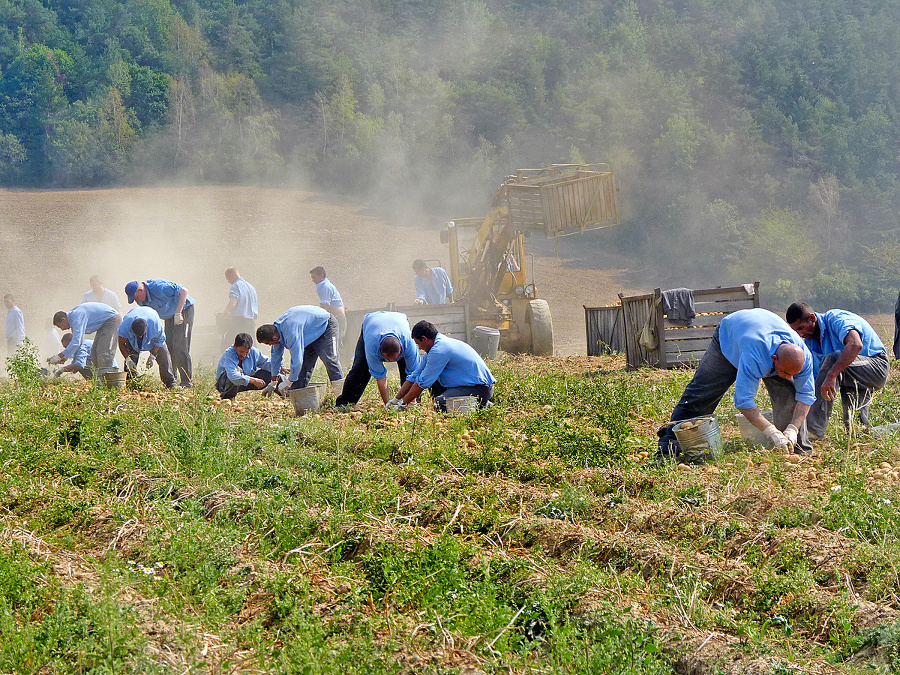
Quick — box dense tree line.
[1,0,899,308]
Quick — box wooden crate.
[584,304,625,355]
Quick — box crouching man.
[657,308,816,458]
[786,302,889,438]
[53,333,93,379]
[216,332,280,399]
[117,307,177,388]
[391,320,495,410]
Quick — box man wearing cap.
[125,279,194,387]
[49,302,122,372]
[392,320,495,410]
[310,266,346,342]
[256,305,344,393]
[82,275,121,311]
[657,308,816,459]
[335,311,421,407]
[53,333,93,379]
[786,302,889,438]
[117,306,177,389]
[217,267,258,351]
[215,332,281,399]
[412,259,453,305]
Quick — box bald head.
[773,343,805,379]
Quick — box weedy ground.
[2,346,900,674]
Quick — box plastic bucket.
[289,383,327,416]
[673,415,723,463]
[736,411,774,447]
[442,395,479,414]
[470,325,500,359]
[102,371,127,390]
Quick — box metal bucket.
[289,383,327,416]
[102,371,127,390]
[673,415,723,463]
[441,395,479,414]
[736,411,774,447]
[470,325,500,359]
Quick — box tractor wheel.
[526,299,554,356]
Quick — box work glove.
[125,355,139,373]
[385,397,401,409]
[763,424,790,449]
[260,380,277,395]
[53,367,65,377]
[48,354,64,365]
[173,312,184,325]
[784,424,799,446]
[146,354,156,369]
[414,298,425,305]
[276,378,292,394]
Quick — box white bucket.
[289,383,327,415]
[736,411,774,446]
[442,396,479,414]
[673,415,723,463]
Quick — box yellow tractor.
[441,163,619,355]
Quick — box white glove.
[146,354,156,369]
[784,424,799,446]
[173,312,184,325]
[53,367,65,377]
[277,378,292,393]
[260,380,276,395]
[385,398,401,408]
[126,355,139,373]
[414,298,425,305]
[48,354,63,365]
[764,424,790,449]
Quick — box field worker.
[412,259,453,305]
[50,302,122,373]
[391,320,495,410]
[657,308,815,460]
[117,306,176,389]
[310,266,347,341]
[82,275,121,311]
[125,279,194,388]
[215,332,283,399]
[4,294,25,354]
[218,267,258,351]
[786,302,889,438]
[54,333,93,379]
[256,305,344,394]
[335,311,422,407]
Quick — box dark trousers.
[657,330,812,455]
[217,314,256,353]
[894,291,900,360]
[164,304,194,386]
[290,315,343,390]
[124,345,176,388]
[216,368,273,399]
[431,382,494,409]
[335,329,410,406]
[807,351,889,435]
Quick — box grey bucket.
[673,415,723,463]
[736,411,774,447]
[470,325,500,359]
[289,383,327,416]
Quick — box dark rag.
[662,288,696,326]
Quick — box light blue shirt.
[804,310,886,376]
[718,308,815,409]
[409,333,495,389]
[229,278,258,319]
[62,302,118,359]
[362,311,421,379]
[5,306,24,341]
[82,288,121,310]
[136,279,194,320]
[414,267,453,304]
[118,307,166,352]
[316,279,344,308]
[217,346,272,386]
[268,306,332,382]
[71,339,93,369]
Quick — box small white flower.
[831,485,841,492]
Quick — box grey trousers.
[92,315,122,371]
[657,329,813,456]
[807,351,889,436]
[291,315,344,389]
[164,304,194,386]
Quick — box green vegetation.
[1,354,900,672]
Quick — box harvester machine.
[441,163,619,355]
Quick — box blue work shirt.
[217,346,272,386]
[136,279,194,320]
[804,310,886,376]
[316,279,344,308]
[409,333,496,389]
[414,267,453,304]
[118,307,166,353]
[5,306,24,340]
[229,278,258,319]
[718,308,815,409]
[362,311,421,379]
[269,306,331,382]
[71,339,93,369]
[62,303,118,359]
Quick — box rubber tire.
[526,299,554,356]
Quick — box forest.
[1,0,899,309]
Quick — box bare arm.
[375,376,391,403]
[176,287,188,314]
[821,330,863,401]
[117,336,131,360]
[398,381,424,405]
[738,407,774,432]
[223,297,238,315]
